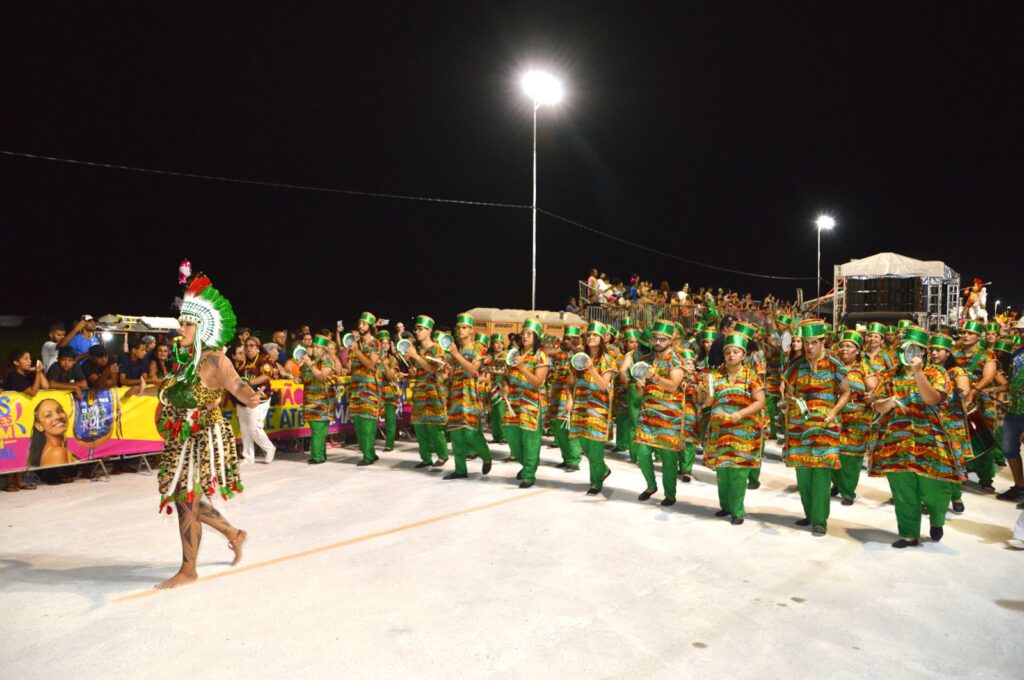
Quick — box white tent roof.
[465,308,586,325]
[838,252,950,279]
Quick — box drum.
[570,352,590,371]
[341,332,355,348]
[504,347,520,366]
[630,361,651,380]
[966,406,997,455]
[395,339,412,355]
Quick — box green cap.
[619,317,634,330]
[992,340,1014,354]
[359,311,377,326]
[522,319,543,335]
[723,333,749,353]
[776,314,793,327]
[586,321,609,337]
[799,319,828,339]
[564,325,582,337]
[490,333,506,343]
[313,335,330,348]
[928,333,954,351]
[431,330,441,341]
[679,348,696,361]
[984,322,1000,333]
[694,321,706,333]
[1012,335,1022,346]
[838,330,863,348]
[961,319,984,335]
[651,320,676,338]
[607,327,619,339]
[733,320,759,339]
[639,328,653,348]
[376,330,391,341]
[699,329,717,343]
[475,333,489,345]
[415,315,435,331]
[623,329,640,342]
[901,325,930,348]
[887,325,899,334]
[896,319,913,330]
[866,322,887,336]
[455,313,474,327]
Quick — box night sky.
[2,2,1020,332]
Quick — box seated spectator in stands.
[41,323,66,370]
[236,327,252,346]
[272,329,288,354]
[82,345,119,389]
[263,342,287,377]
[60,314,100,363]
[148,342,171,381]
[565,297,580,314]
[46,348,88,397]
[118,338,151,387]
[3,350,46,493]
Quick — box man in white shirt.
[40,323,66,370]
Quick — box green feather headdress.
[178,274,237,371]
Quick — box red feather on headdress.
[185,274,211,297]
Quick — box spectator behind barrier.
[82,345,118,389]
[46,347,88,397]
[41,323,67,371]
[61,314,101,363]
[118,338,150,387]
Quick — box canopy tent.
[837,252,953,280]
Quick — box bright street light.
[815,214,835,311]
[995,299,1002,316]
[522,69,564,310]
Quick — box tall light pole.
[995,299,1002,316]
[815,215,835,312]
[522,70,563,311]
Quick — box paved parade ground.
[2,438,1022,679]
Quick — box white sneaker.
[264,449,276,464]
[241,455,256,465]
[1007,538,1024,550]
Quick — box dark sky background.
[2,2,1021,332]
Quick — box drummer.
[569,321,617,494]
[549,326,583,472]
[782,319,851,537]
[613,329,640,456]
[953,319,999,492]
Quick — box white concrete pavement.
[2,436,1022,679]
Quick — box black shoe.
[747,480,761,490]
[841,497,854,506]
[981,482,996,492]
[892,538,920,549]
[482,459,492,475]
[795,518,811,526]
[731,517,745,526]
[432,458,447,467]
[555,462,567,469]
[997,460,1007,467]
[519,480,535,489]
[660,497,676,507]
[586,487,600,495]
[516,470,523,480]
[714,509,730,517]
[929,526,944,542]
[812,525,827,536]
[414,461,431,469]
[830,485,840,497]
[443,472,468,480]
[996,486,1024,501]
[372,454,380,462]
[638,489,656,501]
[951,500,965,514]
[565,465,580,472]
[382,447,393,453]
[603,468,611,482]
[680,473,692,483]
[356,459,372,466]
[309,458,325,465]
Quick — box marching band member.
[549,326,583,471]
[302,335,336,466]
[376,330,402,452]
[474,332,491,437]
[345,311,381,466]
[505,319,551,488]
[864,322,896,375]
[953,319,999,491]
[703,333,766,524]
[613,329,640,457]
[633,320,686,506]
[570,321,617,494]
[483,333,508,446]
[406,315,449,468]
[678,347,700,483]
[443,314,492,480]
[831,330,877,505]
[930,333,972,514]
[782,319,851,536]
[871,326,965,547]
[733,321,766,490]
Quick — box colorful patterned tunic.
[704,366,765,468]
[301,360,333,422]
[411,344,447,426]
[378,354,401,408]
[547,349,574,423]
[783,354,848,469]
[447,342,484,430]
[681,372,701,444]
[504,349,550,431]
[869,366,964,482]
[347,337,380,420]
[839,359,873,456]
[633,350,684,450]
[953,345,997,428]
[941,366,973,464]
[570,352,617,441]
[865,348,896,379]
[764,342,784,396]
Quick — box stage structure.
[831,252,961,330]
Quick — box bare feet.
[229,529,247,566]
[154,570,198,589]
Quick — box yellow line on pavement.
[113,488,552,604]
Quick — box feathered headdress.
[178,274,237,371]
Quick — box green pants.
[552,419,582,466]
[614,413,633,451]
[451,427,492,475]
[636,444,678,499]
[308,420,329,462]
[887,471,955,539]
[795,467,832,528]
[679,442,696,474]
[579,438,607,489]
[748,467,761,485]
[832,454,863,501]
[992,425,1006,465]
[382,403,397,449]
[766,394,780,438]
[353,415,377,462]
[414,424,448,463]
[965,450,996,485]
[507,420,542,482]
[490,402,506,443]
[716,466,750,518]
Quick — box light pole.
[815,215,835,312]
[995,299,1001,316]
[521,70,563,311]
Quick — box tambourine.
[504,347,521,366]
[899,342,925,367]
[437,333,454,351]
[570,352,590,371]
[630,361,652,380]
[396,339,412,355]
[341,332,355,349]
[292,346,308,361]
